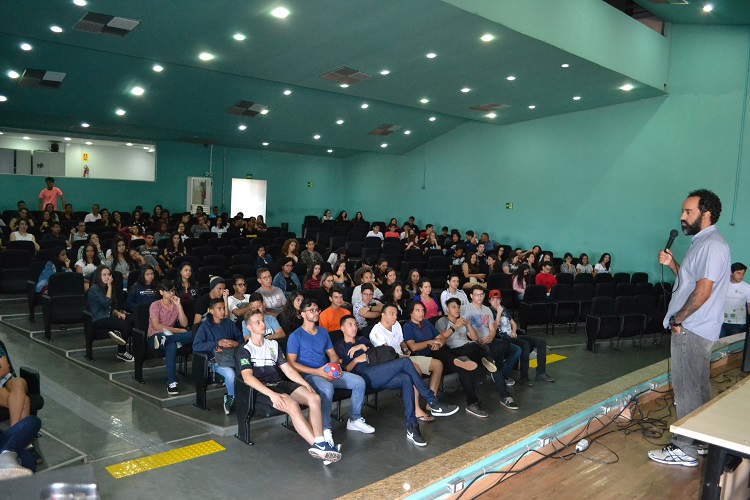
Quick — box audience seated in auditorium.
[239,293,285,343]
[414,278,443,320]
[9,220,39,252]
[559,253,576,275]
[273,257,302,298]
[512,264,532,301]
[256,267,287,317]
[84,204,102,223]
[535,262,558,293]
[254,245,274,269]
[384,283,409,322]
[87,265,134,362]
[462,253,487,290]
[190,215,210,238]
[300,240,324,269]
[593,253,612,276]
[193,276,229,325]
[353,283,384,331]
[149,279,191,395]
[331,260,354,292]
[577,253,593,274]
[351,269,383,305]
[440,274,469,311]
[129,248,161,276]
[41,222,71,249]
[278,291,304,335]
[75,243,101,290]
[318,288,349,333]
[126,266,157,312]
[281,239,299,263]
[35,247,73,293]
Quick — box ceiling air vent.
[68,125,121,134]
[368,124,402,136]
[470,103,510,112]
[73,12,140,37]
[227,100,268,117]
[320,67,373,85]
[18,69,66,89]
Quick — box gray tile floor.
[0,296,671,499]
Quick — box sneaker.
[481,357,498,373]
[167,382,179,395]
[346,417,375,434]
[520,377,534,387]
[696,441,709,456]
[499,397,519,410]
[505,376,515,386]
[529,349,538,360]
[109,330,126,346]
[322,444,341,466]
[428,400,459,417]
[536,373,555,383]
[152,333,166,350]
[647,444,698,467]
[0,451,33,480]
[309,442,342,463]
[407,424,427,447]
[323,429,335,448]
[223,395,234,415]
[454,356,478,371]
[465,402,489,418]
[116,352,134,362]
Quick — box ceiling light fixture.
[81,122,90,127]
[0,95,6,102]
[20,43,32,51]
[620,84,634,91]
[22,136,30,140]
[340,84,349,88]
[199,52,214,61]
[561,64,570,68]
[486,113,496,119]
[283,89,292,95]
[528,105,536,109]
[260,109,269,115]
[233,33,246,41]
[85,141,92,145]
[381,143,388,148]
[404,130,411,135]
[126,143,133,146]
[429,116,436,121]
[426,53,437,59]
[271,7,290,18]
[50,25,63,33]
[380,70,390,76]
[336,119,344,125]
[7,70,20,79]
[313,134,321,140]
[148,149,155,153]
[361,103,369,109]
[480,34,494,42]
[143,146,149,150]
[131,86,144,96]
[238,125,247,131]
[420,98,429,104]
[152,64,163,72]
[327,149,333,153]
[73,0,87,6]
[115,109,126,116]
[573,96,581,101]
[461,88,470,93]
[262,142,269,146]
[506,76,516,81]
[703,4,713,12]
[64,137,71,141]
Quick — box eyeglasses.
[472,292,485,297]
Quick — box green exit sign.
[245,174,253,179]
[506,202,513,210]
[307,181,314,188]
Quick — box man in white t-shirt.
[256,267,286,316]
[83,204,102,223]
[366,224,384,241]
[721,262,750,338]
[351,269,383,305]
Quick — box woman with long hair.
[211,216,228,238]
[385,282,409,321]
[87,265,134,362]
[9,219,39,252]
[107,237,135,287]
[35,246,72,293]
[125,265,158,312]
[281,239,299,263]
[76,243,102,290]
[405,268,421,298]
[576,253,593,274]
[175,262,199,300]
[164,233,186,269]
[512,264,533,301]
[414,278,443,320]
[331,260,354,290]
[559,253,576,275]
[278,290,304,335]
[321,209,333,222]
[462,252,487,290]
[303,263,323,290]
[593,253,612,276]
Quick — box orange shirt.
[319,306,349,332]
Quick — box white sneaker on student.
[346,417,375,434]
[647,444,698,467]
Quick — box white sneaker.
[323,429,334,448]
[0,451,33,480]
[346,417,375,434]
[109,330,126,346]
[647,444,698,467]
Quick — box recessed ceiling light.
[260,109,269,115]
[50,25,63,33]
[20,43,32,51]
[461,88,470,93]
[152,64,163,72]
[81,122,90,128]
[271,7,290,18]
[131,86,144,96]
[361,103,369,109]
[336,119,344,125]
[327,149,333,153]
[573,96,581,101]
[404,130,411,135]
[620,84,634,91]
[0,131,3,134]
[506,76,516,81]
[561,64,570,68]
[528,105,536,109]
[340,84,349,88]
[429,116,436,121]
[199,52,214,61]
[420,98,429,104]
[486,113,496,119]
[238,125,247,131]
[126,143,133,146]
[73,0,87,6]
[115,109,126,116]
[233,33,246,41]
[313,134,321,140]
[143,146,149,150]
[283,89,292,95]
[262,142,269,146]
[703,4,713,12]
[7,70,20,79]
[480,34,494,42]
[64,137,71,141]
[148,149,155,153]
[380,69,390,76]
[426,53,437,59]
[381,143,388,148]
[0,95,6,102]
[22,136,30,140]
[85,141,92,145]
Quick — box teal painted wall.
[343,24,750,278]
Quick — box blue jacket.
[35,261,72,293]
[272,272,302,298]
[87,286,113,323]
[193,318,243,356]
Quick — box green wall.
[343,24,750,278]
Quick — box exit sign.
[506,202,513,210]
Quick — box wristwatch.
[668,315,681,327]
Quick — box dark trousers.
[509,335,547,379]
[427,348,479,405]
[488,339,515,398]
[94,315,133,353]
[0,415,41,471]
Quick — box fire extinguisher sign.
[82,153,89,162]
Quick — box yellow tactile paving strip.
[106,440,225,479]
[529,353,566,369]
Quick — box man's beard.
[681,218,702,236]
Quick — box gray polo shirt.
[663,225,730,341]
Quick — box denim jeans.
[509,335,547,378]
[213,364,236,397]
[303,371,366,430]
[357,358,436,427]
[671,328,714,458]
[719,322,747,338]
[487,339,521,398]
[156,332,194,384]
[0,415,41,471]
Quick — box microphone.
[665,229,678,251]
